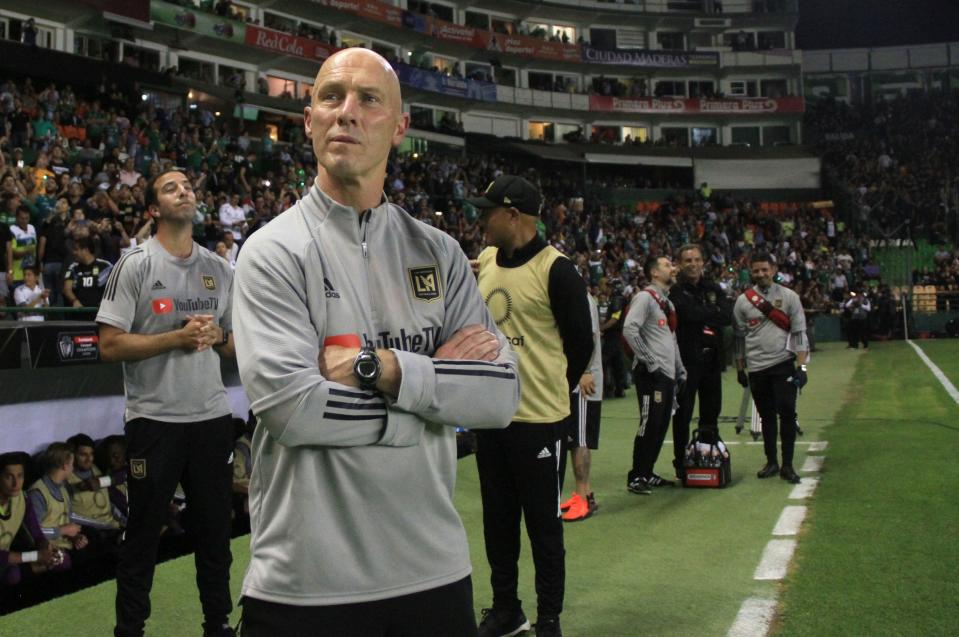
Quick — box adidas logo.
[537,446,552,459]
[324,277,340,299]
[151,280,166,290]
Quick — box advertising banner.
[589,95,805,115]
[395,63,497,102]
[312,0,404,28]
[312,0,580,63]
[151,1,246,43]
[581,45,719,68]
[245,25,336,62]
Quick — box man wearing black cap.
[470,175,593,637]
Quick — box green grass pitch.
[4,341,957,636]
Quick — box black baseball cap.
[466,175,542,217]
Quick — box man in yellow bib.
[1,452,58,596]
[471,176,593,637]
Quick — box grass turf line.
[775,340,959,637]
[4,344,858,636]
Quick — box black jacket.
[669,276,732,371]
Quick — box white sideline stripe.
[754,539,797,580]
[728,597,777,637]
[772,506,807,536]
[807,441,828,452]
[907,340,959,405]
[801,455,824,473]
[789,477,819,500]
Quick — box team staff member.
[843,289,871,349]
[233,49,520,637]
[600,279,628,398]
[97,170,236,637]
[560,286,603,522]
[733,252,809,484]
[63,236,113,309]
[669,244,732,479]
[623,256,686,494]
[471,175,593,637]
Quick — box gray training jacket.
[233,182,520,606]
[732,282,808,372]
[623,284,686,382]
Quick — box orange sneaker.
[560,493,578,512]
[562,494,592,522]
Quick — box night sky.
[796,0,959,50]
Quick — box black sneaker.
[627,476,652,495]
[647,473,675,487]
[586,492,598,513]
[757,462,780,479]
[202,624,235,637]
[780,465,801,484]
[478,607,531,637]
[534,616,563,637]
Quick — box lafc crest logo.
[130,459,147,480]
[408,265,442,302]
[202,275,216,291]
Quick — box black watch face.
[356,359,378,379]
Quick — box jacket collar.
[304,179,390,223]
[496,234,548,268]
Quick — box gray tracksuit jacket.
[623,283,686,382]
[733,282,808,372]
[233,183,519,606]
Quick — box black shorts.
[565,391,601,449]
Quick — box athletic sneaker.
[757,462,780,479]
[478,607,531,637]
[202,623,235,637]
[561,494,591,522]
[586,492,598,513]
[647,473,675,487]
[559,493,577,512]
[627,476,652,495]
[780,465,801,484]
[534,616,563,637]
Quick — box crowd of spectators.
[0,74,319,314]
[4,75,953,324]
[806,90,959,246]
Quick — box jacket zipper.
[360,211,369,259]
[358,209,378,333]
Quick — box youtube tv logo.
[152,298,174,314]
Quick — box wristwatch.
[353,347,382,390]
[214,328,230,348]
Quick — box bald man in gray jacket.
[233,48,520,637]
